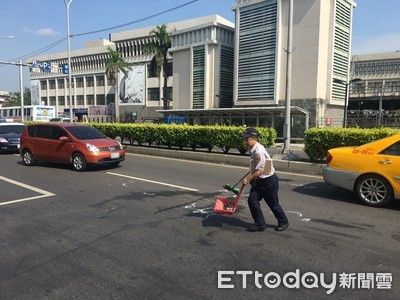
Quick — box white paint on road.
[285,210,312,222]
[106,172,199,192]
[0,176,55,206]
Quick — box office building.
[27,15,235,123]
[27,0,358,136]
[348,52,400,126]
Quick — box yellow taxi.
[323,134,400,207]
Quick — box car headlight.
[0,137,8,143]
[86,143,100,152]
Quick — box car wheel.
[72,153,87,172]
[22,150,36,166]
[355,174,393,207]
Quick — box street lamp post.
[333,78,361,127]
[19,60,24,121]
[283,0,294,153]
[64,0,74,123]
[378,81,385,127]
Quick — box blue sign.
[42,61,51,73]
[62,64,69,74]
[32,60,41,68]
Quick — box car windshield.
[65,126,105,140]
[0,124,26,134]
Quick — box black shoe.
[248,224,267,232]
[275,223,289,232]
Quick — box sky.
[1,0,400,92]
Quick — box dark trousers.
[247,174,288,226]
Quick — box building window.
[106,94,114,105]
[219,46,234,108]
[166,87,173,101]
[58,96,65,106]
[97,94,105,105]
[148,88,160,101]
[87,95,94,105]
[41,81,47,90]
[57,79,65,89]
[66,96,75,106]
[76,77,84,88]
[238,1,277,101]
[86,76,94,87]
[76,95,84,105]
[147,60,157,78]
[193,46,205,108]
[41,97,47,105]
[166,61,173,77]
[49,80,56,90]
[96,75,105,86]
[49,96,56,106]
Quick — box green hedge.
[304,127,400,161]
[90,123,277,154]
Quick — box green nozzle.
[224,183,239,195]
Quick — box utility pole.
[283,0,293,153]
[19,60,24,121]
[64,0,74,123]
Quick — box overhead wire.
[11,38,67,62]
[10,0,199,62]
[72,0,199,37]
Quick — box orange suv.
[19,123,125,171]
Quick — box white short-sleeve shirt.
[249,142,275,178]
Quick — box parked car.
[19,123,125,171]
[323,134,400,207]
[49,117,71,123]
[0,122,26,153]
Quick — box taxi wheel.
[72,153,87,172]
[22,149,36,166]
[355,174,393,207]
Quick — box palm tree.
[143,24,172,111]
[105,46,131,122]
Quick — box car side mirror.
[59,136,69,142]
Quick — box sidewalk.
[125,143,324,176]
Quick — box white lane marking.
[106,172,199,192]
[0,176,55,206]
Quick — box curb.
[125,146,324,176]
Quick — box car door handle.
[379,159,392,165]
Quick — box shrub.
[304,127,400,161]
[89,123,277,155]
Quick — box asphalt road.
[0,152,399,299]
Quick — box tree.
[143,24,172,111]
[105,46,131,122]
[4,88,30,107]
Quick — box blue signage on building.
[42,61,51,73]
[62,64,69,74]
